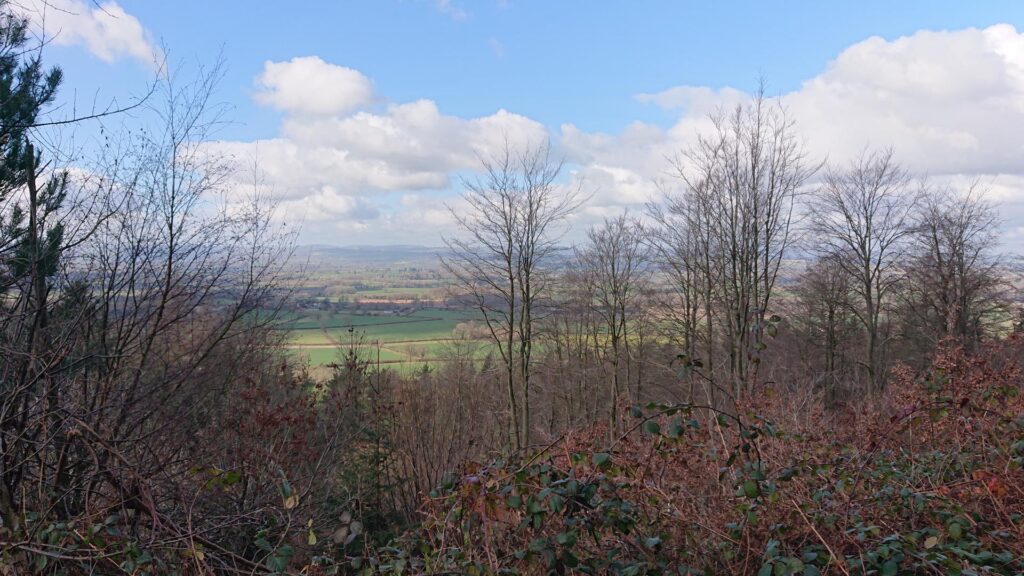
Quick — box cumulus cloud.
[211,60,546,241]
[628,24,1024,177]
[220,25,1024,245]
[786,24,1024,176]
[211,101,546,199]
[560,24,1024,247]
[18,0,155,65]
[254,57,375,116]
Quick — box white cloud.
[560,24,1024,248]
[634,85,748,113]
[281,188,380,223]
[219,25,1024,245]
[19,0,155,65]
[210,60,547,243]
[435,0,468,21]
[629,24,1024,178]
[211,100,546,202]
[788,24,1024,175]
[254,57,375,116]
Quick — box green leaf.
[743,480,761,499]
[592,453,611,468]
[643,420,661,435]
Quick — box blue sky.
[25,1,1024,245]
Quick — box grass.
[293,346,407,366]
[354,287,437,296]
[282,308,486,369]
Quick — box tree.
[0,39,317,568]
[442,142,582,450]
[575,213,649,437]
[900,184,1007,354]
[0,1,65,534]
[791,256,859,399]
[809,149,915,391]
[656,87,814,397]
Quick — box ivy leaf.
[643,421,661,435]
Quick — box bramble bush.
[328,337,1024,575]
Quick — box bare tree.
[649,188,708,370]
[0,51,336,572]
[575,213,649,437]
[900,184,1008,354]
[809,149,915,391]
[655,87,814,397]
[441,142,582,450]
[791,256,859,399]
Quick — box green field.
[280,308,491,371]
[295,346,408,366]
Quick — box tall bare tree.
[900,184,1007,353]
[809,149,915,390]
[791,256,859,398]
[575,213,650,437]
[656,88,814,396]
[442,142,582,450]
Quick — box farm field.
[280,307,493,374]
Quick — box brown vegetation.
[0,4,1021,573]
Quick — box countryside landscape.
[4,2,1024,575]
[276,246,483,375]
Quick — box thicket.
[348,338,1024,575]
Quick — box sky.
[19,0,1024,248]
